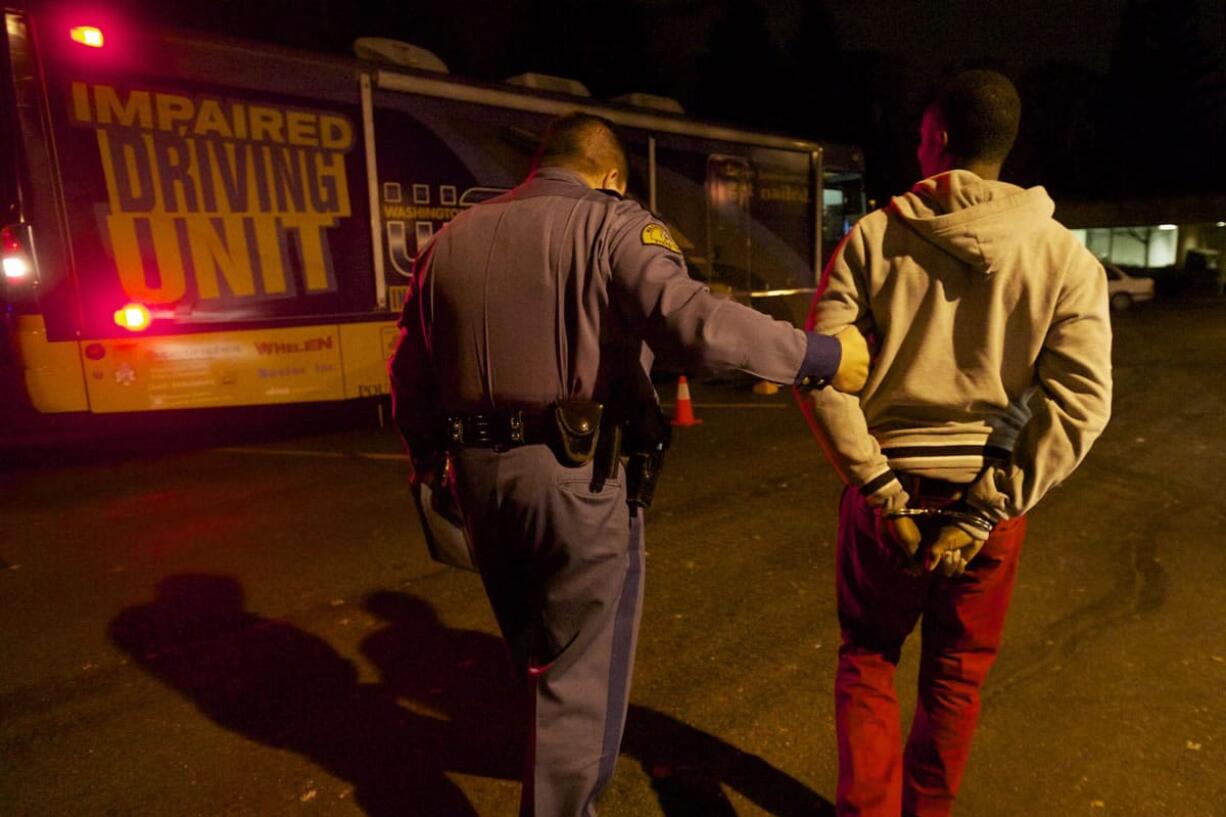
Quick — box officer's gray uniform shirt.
[389,167,833,817]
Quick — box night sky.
[109,0,1226,201]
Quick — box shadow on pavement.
[623,705,835,817]
[110,578,830,816]
[358,590,523,780]
[108,575,499,816]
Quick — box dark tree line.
[693,0,1225,202]
[1095,0,1226,197]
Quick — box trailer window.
[748,149,817,291]
[706,155,753,294]
[649,144,710,283]
[821,170,866,267]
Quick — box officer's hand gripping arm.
[832,325,870,393]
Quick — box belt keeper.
[509,412,524,443]
[447,417,464,445]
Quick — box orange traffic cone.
[671,375,703,427]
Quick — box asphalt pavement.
[1,301,1223,816]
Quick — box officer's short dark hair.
[536,113,628,181]
[930,69,1021,163]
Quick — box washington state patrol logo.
[641,223,681,253]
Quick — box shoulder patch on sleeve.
[641,223,681,253]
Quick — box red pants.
[834,486,1027,817]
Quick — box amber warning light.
[114,303,152,332]
[69,25,105,48]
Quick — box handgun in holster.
[623,402,671,509]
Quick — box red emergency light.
[1,225,34,282]
[114,302,152,332]
[69,25,105,48]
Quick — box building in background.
[1057,197,1226,294]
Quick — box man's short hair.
[931,70,1021,163]
[536,113,628,181]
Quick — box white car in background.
[1104,264,1155,310]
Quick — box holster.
[624,405,671,509]
[625,449,664,509]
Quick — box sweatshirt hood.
[890,170,1055,275]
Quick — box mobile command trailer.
[0,7,866,426]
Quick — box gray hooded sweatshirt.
[804,170,1112,524]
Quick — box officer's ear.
[601,168,626,196]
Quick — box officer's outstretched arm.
[607,204,843,389]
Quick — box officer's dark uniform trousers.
[452,447,642,817]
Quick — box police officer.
[389,112,869,817]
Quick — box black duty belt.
[445,410,551,449]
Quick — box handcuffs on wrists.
[883,507,996,536]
